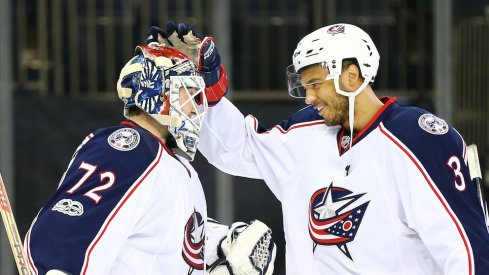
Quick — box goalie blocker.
[205,219,276,275]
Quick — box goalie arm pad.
[206,220,276,275]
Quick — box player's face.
[179,87,198,118]
[301,64,348,127]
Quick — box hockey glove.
[206,220,276,275]
[206,218,232,265]
[146,25,171,47]
[146,22,228,106]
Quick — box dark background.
[4,0,489,274]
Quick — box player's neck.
[128,113,171,143]
[345,88,384,133]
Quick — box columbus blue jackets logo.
[418,114,449,135]
[309,182,369,260]
[108,128,140,151]
[327,24,345,36]
[182,211,205,274]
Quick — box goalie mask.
[117,44,208,160]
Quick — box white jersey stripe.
[24,228,39,275]
[249,115,324,135]
[81,145,164,274]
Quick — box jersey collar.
[337,97,397,156]
[120,120,192,176]
[120,121,176,159]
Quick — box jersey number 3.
[66,161,116,204]
[446,156,466,191]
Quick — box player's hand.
[146,22,204,69]
[206,220,276,275]
[146,25,171,46]
[146,22,228,106]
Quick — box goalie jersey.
[199,97,489,275]
[25,121,207,275]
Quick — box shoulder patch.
[107,128,140,151]
[418,114,449,135]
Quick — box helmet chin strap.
[150,114,183,128]
[333,77,370,176]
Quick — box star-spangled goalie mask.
[117,43,208,160]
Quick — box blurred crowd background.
[0,0,488,274]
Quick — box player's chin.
[323,116,341,127]
[323,118,335,126]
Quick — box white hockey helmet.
[117,43,208,160]
[286,23,380,98]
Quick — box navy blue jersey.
[25,122,207,275]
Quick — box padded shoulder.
[382,106,465,159]
[79,125,162,171]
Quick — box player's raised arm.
[146,22,327,200]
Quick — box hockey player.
[148,22,489,274]
[24,44,275,275]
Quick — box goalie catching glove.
[205,219,276,275]
[146,22,228,106]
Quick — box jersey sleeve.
[199,97,324,200]
[25,126,167,275]
[381,109,489,275]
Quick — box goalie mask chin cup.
[117,44,208,160]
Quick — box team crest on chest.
[182,210,205,274]
[418,114,449,135]
[309,182,370,260]
[107,128,140,151]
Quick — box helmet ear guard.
[117,44,208,160]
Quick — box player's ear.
[340,63,360,92]
[346,63,360,86]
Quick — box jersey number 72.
[66,161,116,204]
